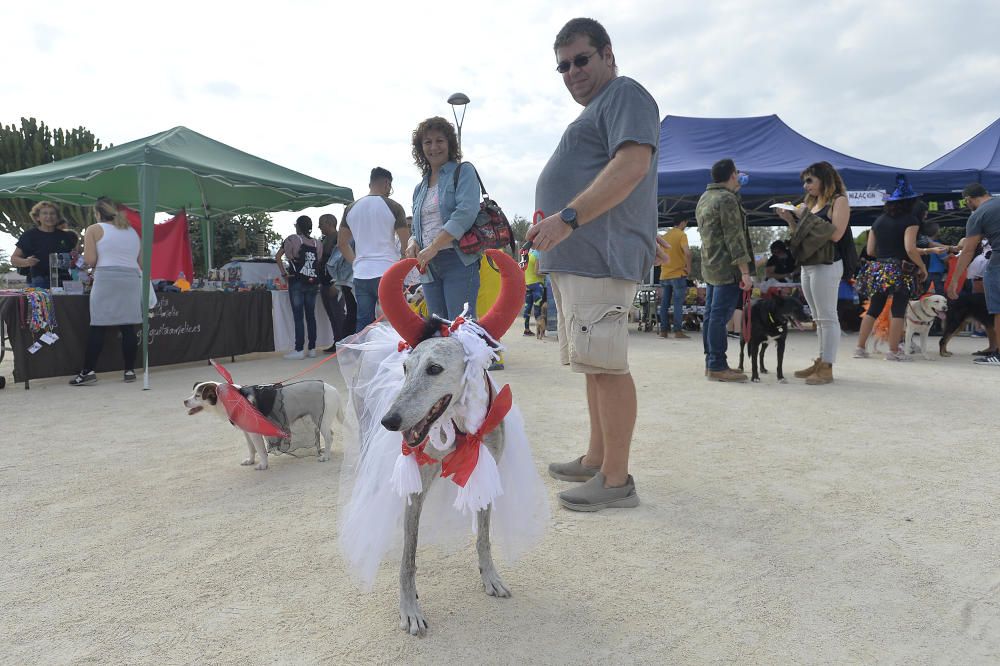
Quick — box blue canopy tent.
[657,115,976,226]
[923,116,1000,191]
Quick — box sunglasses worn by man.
[556,50,600,73]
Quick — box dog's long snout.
[382,412,402,431]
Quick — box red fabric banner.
[122,206,195,281]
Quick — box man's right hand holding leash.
[525,213,573,252]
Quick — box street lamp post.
[447,92,470,149]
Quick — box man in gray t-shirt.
[527,17,663,512]
[949,183,1000,365]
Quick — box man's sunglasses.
[556,50,600,74]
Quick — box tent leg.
[202,216,213,274]
[139,165,159,390]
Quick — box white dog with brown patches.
[184,380,342,469]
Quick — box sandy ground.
[2,324,999,665]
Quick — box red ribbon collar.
[399,384,513,488]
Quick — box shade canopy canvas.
[0,126,354,388]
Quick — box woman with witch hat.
[854,175,928,361]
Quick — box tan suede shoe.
[806,362,834,385]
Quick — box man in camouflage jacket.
[696,159,753,381]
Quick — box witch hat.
[886,174,920,201]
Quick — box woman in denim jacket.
[406,116,483,319]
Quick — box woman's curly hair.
[411,116,462,177]
[29,201,59,223]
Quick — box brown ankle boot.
[794,358,821,379]
[806,362,833,385]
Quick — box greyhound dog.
[368,249,527,636]
[380,335,510,635]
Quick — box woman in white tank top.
[69,198,143,386]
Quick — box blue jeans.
[289,279,319,351]
[29,275,50,289]
[702,283,740,371]
[523,282,544,328]
[423,250,481,320]
[353,276,381,333]
[659,277,687,332]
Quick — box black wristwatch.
[560,207,579,230]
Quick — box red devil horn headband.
[378,249,526,347]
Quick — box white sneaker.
[853,347,870,359]
[284,350,305,360]
[884,350,912,362]
[307,349,317,358]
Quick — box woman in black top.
[775,161,852,385]
[855,177,928,360]
[11,201,78,288]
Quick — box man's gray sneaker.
[557,472,639,512]
[548,456,600,482]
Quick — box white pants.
[800,260,842,363]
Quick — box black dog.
[738,295,810,382]
[941,291,994,356]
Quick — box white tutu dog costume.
[336,250,549,635]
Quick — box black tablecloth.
[0,291,274,383]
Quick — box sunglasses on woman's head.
[556,50,600,73]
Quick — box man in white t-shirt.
[338,167,410,332]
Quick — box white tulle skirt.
[336,323,550,590]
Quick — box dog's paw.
[761,368,769,374]
[241,458,255,466]
[254,462,268,471]
[779,378,788,384]
[317,453,330,462]
[481,568,511,598]
[399,599,428,636]
[940,350,953,357]
[751,377,760,383]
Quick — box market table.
[0,291,276,388]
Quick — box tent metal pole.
[201,216,212,274]
[199,183,213,272]
[139,165,158,390]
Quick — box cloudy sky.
[3,0,998,257]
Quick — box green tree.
[937,227,964,246]
[689,245,702,282]
[510,214,529,246]
[0,248,11,275]
[0,118,106,238]
[187,212,281,276]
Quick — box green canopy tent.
[0,126,354,388]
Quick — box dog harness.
[239,384,281,418]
